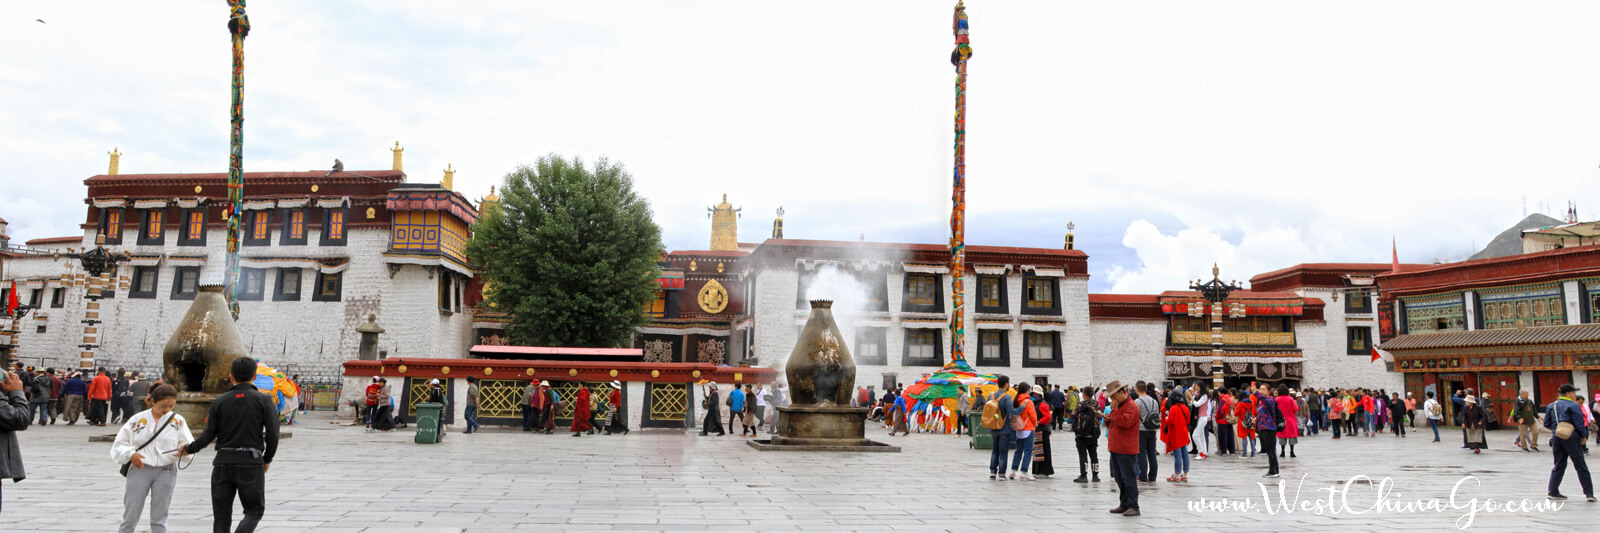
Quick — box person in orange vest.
[88,368,114,427]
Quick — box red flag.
[1371,347,1382,363]
[1392,237,1399,271]
[5,280,16,316]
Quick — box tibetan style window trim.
[1347,326,1371,355]
[99,208,124,244]
[171,266,201,300]
[1344,288,1372,314]
[136,208,166,246]
[50,287,65,308]
[244,210,272,246]
[279,208,308,246]
[854,327,887,365]
[976,274,1007,314]
[129,266,160,299]
[178,209,206,246]
[313,271,343,302]
[1022,330,1063,368]
[239,268,266,301]
[320,208,347,246]
[273,268,303,301]
[1021,274,1061,316]
[978,329,1009,367]
[859,271,889,312]
[901,273,943,313]
[902,328,943,366]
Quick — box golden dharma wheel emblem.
[569,369,578,377]
[194,185,203,193]
[311,184,320,193]
[697,279,729,313]
[483,367,493,376]
[366,207,376,219]
[398,364,407,373]
[609,369,618,378]
[691,370,701,378]
[525,368,536,376]
[651,370,660,378]
[441,366,451,375]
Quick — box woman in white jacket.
[109,384,194,533]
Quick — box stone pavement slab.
[3,412,1594,531]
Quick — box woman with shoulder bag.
[1007,383,1038,480]
[1071,386,1102,483]
[109,384,193,533]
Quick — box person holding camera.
[0,368,30,512]
[110,384,193,533]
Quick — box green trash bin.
[968,410,992,449]
[414,402,444,444]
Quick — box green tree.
[469,155,662,347]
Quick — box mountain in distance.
[1468,213,1564,261]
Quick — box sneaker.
[1587,495,1596,502]
[1548,492,1567,500]
[1263,473,1281,478]
[990,474,997,480]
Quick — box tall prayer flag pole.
[224,1,249,320]
[949,2,972,363]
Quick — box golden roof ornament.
[108,148,121,175]
[707,194,741,251]
[442,163,455,191]
[391,141,404,171]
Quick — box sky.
[5,1,1600,294]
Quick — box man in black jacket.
[178,357,279,533]
[0,368,30,512]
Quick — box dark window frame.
[239,267,266,301]
[795,270,816,310]
[99,208,124,245]
[859,271,890,312]
[27,289,42,308]
[273,268,303,301]
[1021,274,1061,316]
[320,208,348,246]
[854,327,888,365]
[976,275,1007,314]
[901,328,944,366]
[1345,288,1372,314]
[977,329,1010,367]
[312,271,343,302]
[901,273,943,313]
[1347,326,1371,355]
[279,208,308,245]
[178,208,207,246]
[50,287,65,308]
[136,208,166,246]
[171,266,201,300]
[439,272,454,313]
[1021,330,1063,368]
[129,266,160,299]
[244,210,272,246]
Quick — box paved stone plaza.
[5,412,1594,531]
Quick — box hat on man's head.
[1104,381,1126,395]
[1464,395,1478,405]
[429,378,440,385]
[1559,383,1578,394]
[372,376,380,383]
[539,381,550,386]
[610,380,622,389]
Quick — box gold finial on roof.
[707,194,740,251]
[391,141,404,171]
[108,148,121,175]
[442,163,455,191]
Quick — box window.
[50,287,65,308]
[1347,326,1371,355]
[129,266,159,299]
[273,269,302,301]
[647,290,667,318]
[280,209,307,245]
[1022,331,1061,368]
[855,328,887,365]
[859,271,889,312]
[179,209,206,246]
[1022,276,1059,315]
[312,271,342,302]
[977,275,1006,313]
[795,270,815,310]
[100,208,123,244]
[977,329,1009,367]
[27,289,42,308]
[439,273,458,313]
[902,329,942,365]
[138,209,165,245]
[320,209,347,246]
[245,210,272,246]
[1345,289,1371,314]
[171,267,200,300]
[901,273,942,312]
[239,268,266,301]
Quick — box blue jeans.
[1172,443,1190,474]
[1137,430,1158,481]
[1429,418,1440,441]
[1012,432,1035,474]
[31,402,49,425]
[1364,413,1374,434]
[989,431,1014,475]
[465,405,479,429]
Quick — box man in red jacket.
[1105,381,1141,517]
[87,368,113,426]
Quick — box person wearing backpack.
[1072,386,1103,483]
[1328,389,1345,439]
[1234,390,1257,457]
[1254,384,1282,478]
[984,375,1016,480]
[1133,382,1160,482]
[1007,383,1039,480]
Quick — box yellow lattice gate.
[402,377,453,425]
[476,379,530,426]
[643,382,689,429]
[550,381,613,427]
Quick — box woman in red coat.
[1235,392,1258,458]
[570,386,594,437]
[1161,391,1192,482]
